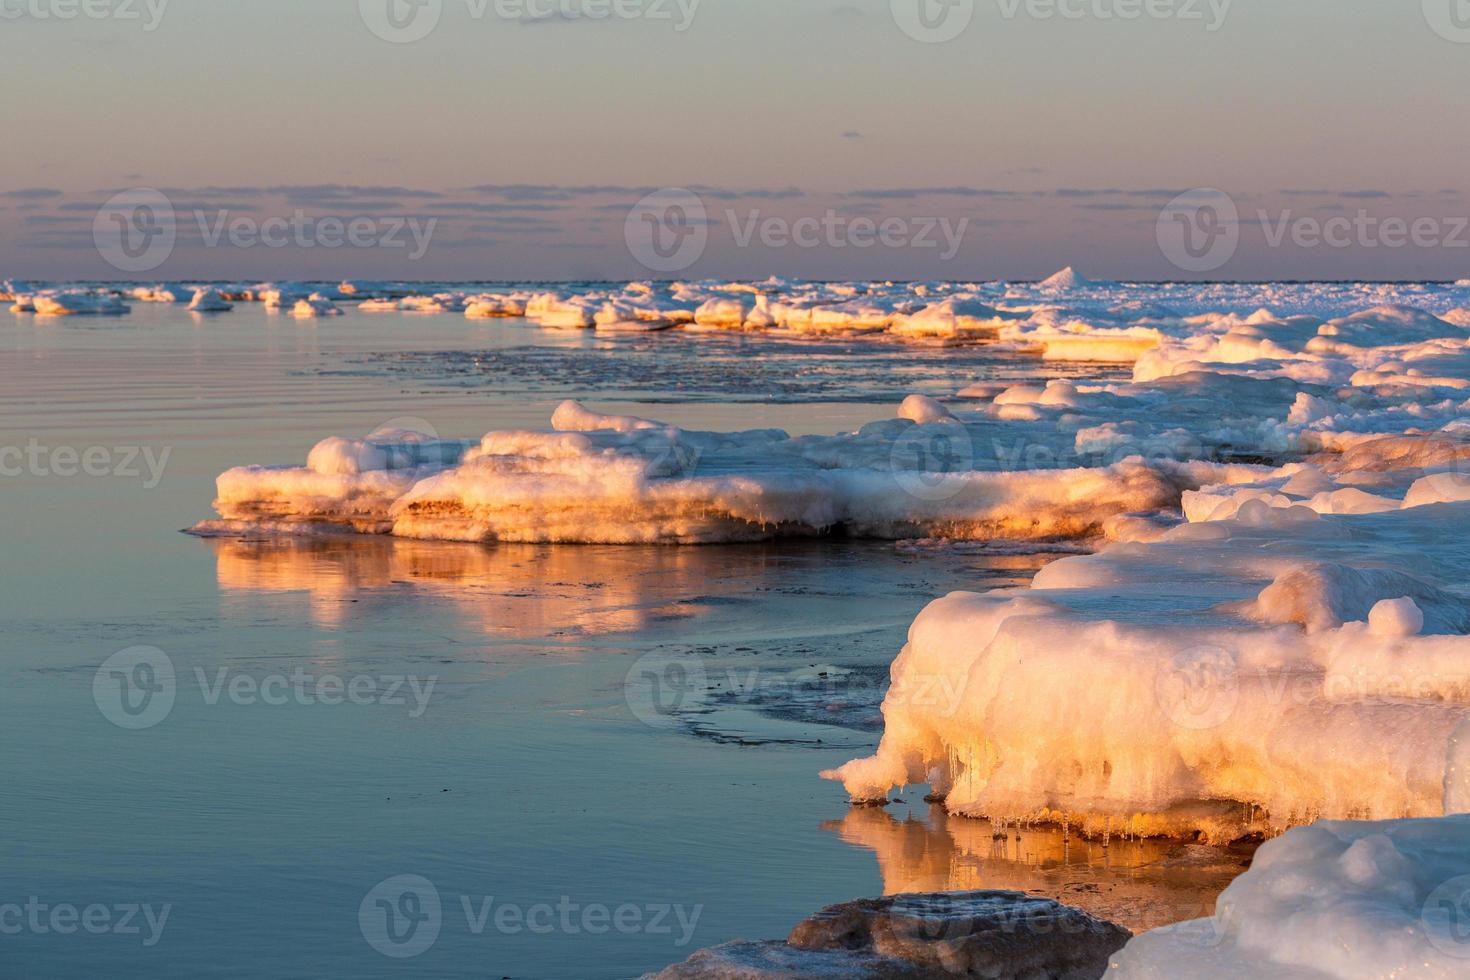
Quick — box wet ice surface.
[346,331,1123,404]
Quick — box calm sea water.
[0,303,1222,979]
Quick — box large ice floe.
[814,300,1470,854]
[191,389,1263,545]
[1110,815,1470,978]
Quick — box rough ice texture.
[795,277,1470,843]
[194,394,1247,545]
[823,496,1470,840]
[1110,815,1470,979]
[648,891,1129,979]
[17,289,129,315]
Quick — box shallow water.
[2,304,1226,978]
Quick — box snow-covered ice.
[191,392,1250,544]
[1111,815,1470,978]
[188,286,233,312]
[21,290,130,316]
[818,285,1470,845]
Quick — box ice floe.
[1110,815,1470,978]
[191,390,1260,544]
[289,294,343,318]
[22,290,130,316]
[188,286,233,312]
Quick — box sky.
[1,0,1468,281]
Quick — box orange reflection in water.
[825,804,1255,934]
[205,534,783,636]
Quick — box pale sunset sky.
[2,0,1467,280]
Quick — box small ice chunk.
[897,394,957,425]
[188,287,233,312]
[1369,597,1425,637]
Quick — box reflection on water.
[205,534,1052,641]
[825,804,1255,934]
[208,535,736,636]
